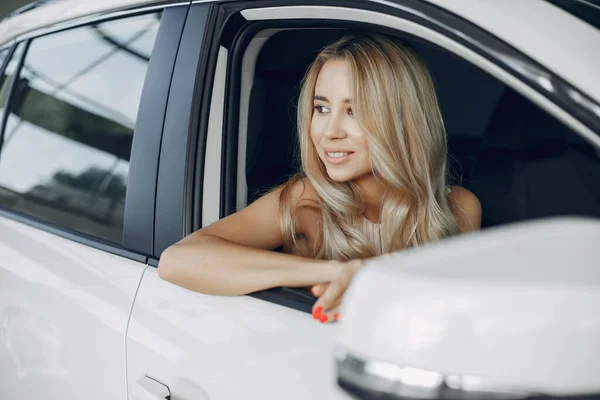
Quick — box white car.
[0,0,599,399]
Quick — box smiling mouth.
[324,151,354,163]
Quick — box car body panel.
[0,214,146,399]
[422,0,600,104]
[339,218,600,394]
[127,268,349,400]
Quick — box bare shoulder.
[279,175,320,207]
[279,176,321,236]
[448,186,482,231]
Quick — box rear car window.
[0,12,162,244]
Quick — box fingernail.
[313,306,323,319]
[334,313,340,321]
[319,315,328,323]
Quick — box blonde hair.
[279,33,460,260]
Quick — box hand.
[311,259,364,323]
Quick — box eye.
[313,105,330,115]
[346,107,354,116]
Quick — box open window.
[194,2,600,311]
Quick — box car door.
[125,3,346,400]
[126,1,600,399]
[0,4,188,399]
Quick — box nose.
[324,111,346,140]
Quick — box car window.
[0,12,162,244]
[239,29,600,231]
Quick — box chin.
[327,175,352,182]
[325,169,355,182]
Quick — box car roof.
[0,0,168,46]
[0,0,599,104]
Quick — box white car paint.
[0,214,147,399]
[0,1,598,400]
[127,268,349,400]
[423,0,600,104]
[339,218,600,395]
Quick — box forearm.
[158,235,338,295]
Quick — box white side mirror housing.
[336,218,600,399]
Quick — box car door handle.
[136,375,171,400]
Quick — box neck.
[354,174,386,224]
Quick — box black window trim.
[209,0,600,313]
[124,4,192,258]
[0,4,190,263]
[152,2,216,259]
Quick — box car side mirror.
[335,218,600,400]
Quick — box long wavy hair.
[278,33,460,260]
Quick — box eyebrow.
[313,95,352,103]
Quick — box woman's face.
[310,58,373,183]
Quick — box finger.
[322,300,342,323]
[310,284,329,320]
[317,304,341,324]
[311,283,328,297]
[314,279,346,320]
[323,260,364,308]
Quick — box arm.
[311,187,483,323]
[158,183,340,296]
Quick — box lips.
[323,149,354,164]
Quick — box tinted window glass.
[468,87,600,228]
[0,12,162,244]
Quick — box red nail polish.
[334,313,340,321]
[319,315,328,323]
[313,306,322,319]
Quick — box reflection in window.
[0,12,162,244]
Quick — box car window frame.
[0,41,26,143]
[0,3,192,262]
[0,44,14,76]
[187,0,600,313]
[151,2,217,261]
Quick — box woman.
[158,34,481,323]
